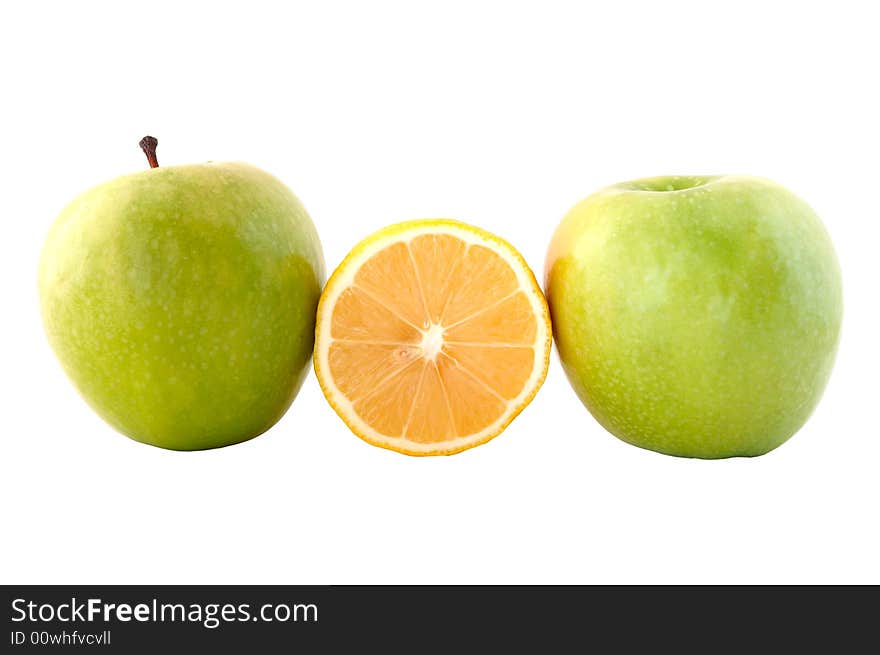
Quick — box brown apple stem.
[139,136,159,168]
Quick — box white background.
[1,1,878,584]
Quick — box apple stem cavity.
[138,136,159,168]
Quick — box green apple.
[39,137,325,450]
[545,175,842,458]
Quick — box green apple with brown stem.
[39,137,325,450]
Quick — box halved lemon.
[314,219,551,456]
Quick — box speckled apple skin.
[544,175,842,458]
[39,163,325,450]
